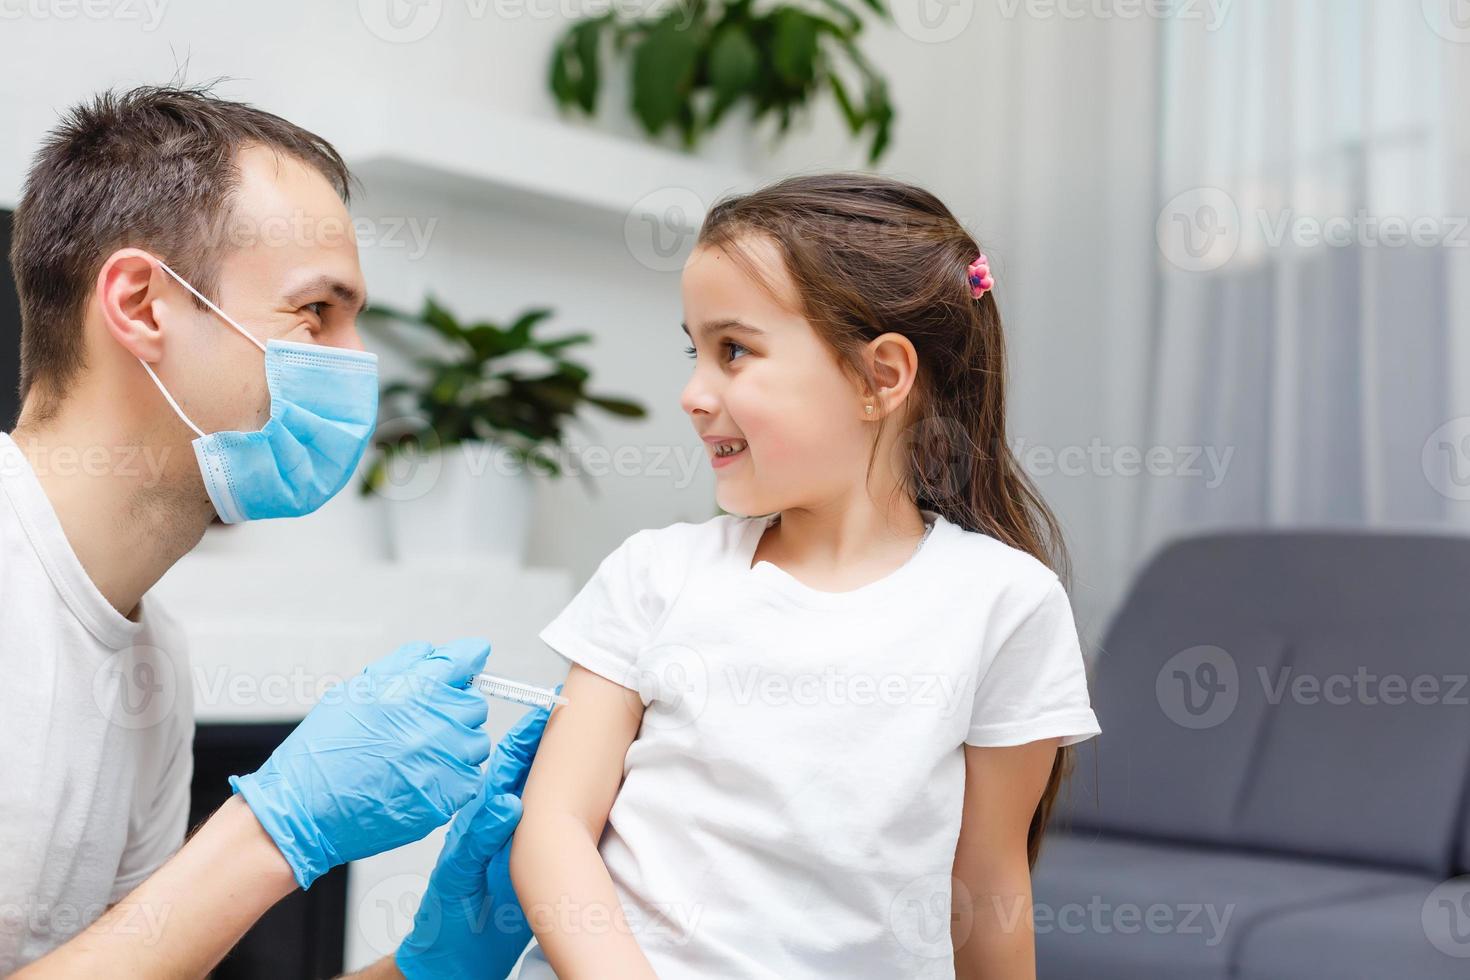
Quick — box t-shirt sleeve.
[538,529,662,692]
[966,576,1101,748]
[110,634,195,903]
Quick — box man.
[1,84,538,978]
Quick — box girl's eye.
[684,340,750,361]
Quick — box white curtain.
[1137,0,1470,566]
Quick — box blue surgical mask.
[138,260,379,524]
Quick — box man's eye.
[304,301,328,320]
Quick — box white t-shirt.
[517,508,1099,978]
[0,433,194,972]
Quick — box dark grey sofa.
[1035,532,1470,979]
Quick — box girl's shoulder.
[607,511,754,582]
[933,514,1064,608]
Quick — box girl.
[510,173,1100,979]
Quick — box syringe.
[471,673,567,711]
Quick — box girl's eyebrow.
[680,318,767,339]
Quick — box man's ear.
[96,249,178,364]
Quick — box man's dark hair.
[10,81,355,417]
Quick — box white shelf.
[154,552,572,725]
[343,99,759,226]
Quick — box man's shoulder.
[134,595,195,744]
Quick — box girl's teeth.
[716,440,746,457]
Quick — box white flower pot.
[379,440,535,564]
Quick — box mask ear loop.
[155,259,268,354]
[138,360,205,439]
[137,258,271,439]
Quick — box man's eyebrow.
[680,318,766,339]
[284,275,368,315]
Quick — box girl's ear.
[96,248,173,364]
[863,332,919,416]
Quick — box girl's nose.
[680,372,719,418]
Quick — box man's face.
[160,144,368,436]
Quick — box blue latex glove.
[396,694,555,980]
[230,638,493,890]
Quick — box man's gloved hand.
[396,696,554,980]
[230,637,494,890]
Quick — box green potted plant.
[549,0,895,163]
[362,297,647,562]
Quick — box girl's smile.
[704,435,748,468]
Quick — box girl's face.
[679,236,874,517]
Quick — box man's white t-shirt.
[517,508,1100,978]
[0,433,194,972]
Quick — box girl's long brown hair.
[699,172,1073,869]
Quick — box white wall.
[754,9,1159,642]
[0,2,1161,641]
[0,2,749,579]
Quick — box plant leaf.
[826,69,862,131]
[549,15,609,114]
[572,18,604,113]
[507,307,555,339]
[631,13,704,134]
[533,332,594,356]
[421,297,465,342]
[583,395,648,418]
[772,8,819,89]
[811,0,861,36]
[708,25,760,119]
[864,73,894,163]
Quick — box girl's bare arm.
[951,738,1061,980]
[510,663,655,979]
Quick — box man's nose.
[328,320,368,353]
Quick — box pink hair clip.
[967,253,994,299]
